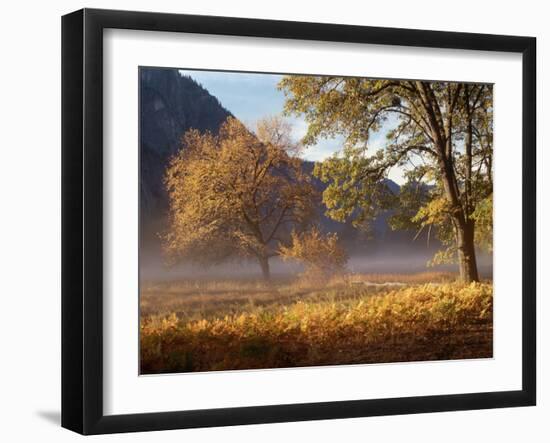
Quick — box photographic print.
[139,67,494,375]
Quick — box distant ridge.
[139,67,437,255]
[140,68,232,219]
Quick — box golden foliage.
[472,195,493,252]
[162,117,316,271]
[279,227,347,278]
[279,76,493,282]
[141,281,492,373]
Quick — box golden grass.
[140,277,493,374]
[346,271,457,284]
[139,271,458,320]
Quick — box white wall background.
[0,0,546,441]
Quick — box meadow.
[140,272,493,374]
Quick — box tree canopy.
[162,116,317,280]
[279,76,493,282]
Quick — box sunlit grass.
[140,273,493,373]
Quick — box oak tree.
[279,77,493,282]
[162,116,316,280]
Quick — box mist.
[139,247,493,282]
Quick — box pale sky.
[178,69,405,184]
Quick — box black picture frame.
[61,8,536,435]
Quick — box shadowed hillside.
[140,68,232,246]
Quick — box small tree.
[162,116,316,280]
[279,227,347,279]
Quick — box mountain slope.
[140,68,232,218]
[139,68,437,258]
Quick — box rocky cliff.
[140,68,232,219]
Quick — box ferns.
[140,280,492,373]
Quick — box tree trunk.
[258,255,271,281]
[455,219,479,283]
[415,83,480,283]
[439,149,480,283]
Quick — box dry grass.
[140,273,493,374]
[141,275,365,320]
[346,271,457,284]
[140,272,458,320]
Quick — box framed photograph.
[62,8,536,435]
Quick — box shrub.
[279,227,347,279]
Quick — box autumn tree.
[162,116,316,280]
[279,77,493,282]
[279,227,347,278]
